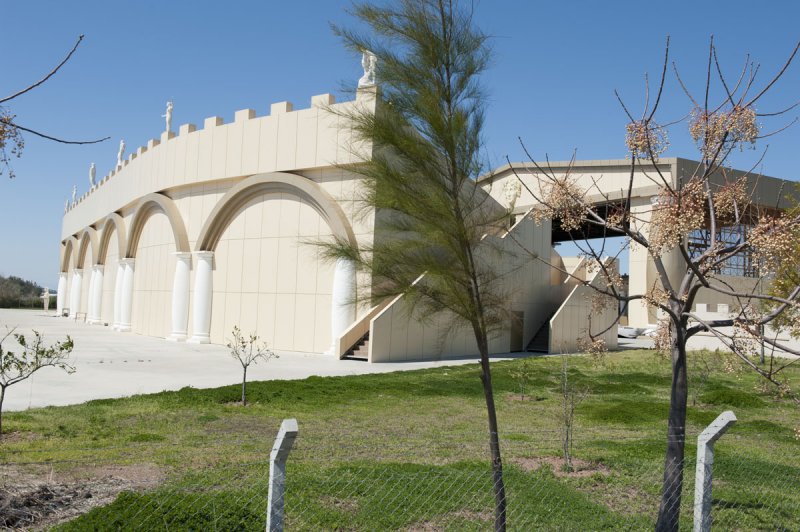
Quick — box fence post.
[693,410,736,532]
[266,418,298,532]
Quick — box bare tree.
[226,326,278,406]
[0,329,74,435]
[559,355,588,473]
[0,34,109,178]
[511,37,800,530]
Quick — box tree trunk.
[241,367,247,406]
[0,386,5,436]
[474,324,506,532]
[655,340,688,531]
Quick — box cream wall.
[208,193,336,352]
[367,214,552,362]
[131,212,176,338]
[100,232,120,325]
[549,258,619,353]
[59,90,377,353]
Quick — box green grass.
[2,349,798,530]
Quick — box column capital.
[59,271,68,278]
[193,250,214,260]
[93,264,105,272]
[119,257,136,266]
[173,251,192,260]
[73,268,84,275]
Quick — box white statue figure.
[117,139,126,168]
[40,287,51,312]
[162,101,173,133]
[89,162,96,187]
[504,179,522,206]
[64,198,69,212]
[71,185,77,204]
[358,49,377,87]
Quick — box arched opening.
[195,172,357,351]
[126,194,189,338]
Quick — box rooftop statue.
[163,101,173,133]
[64,198,69,212]
[358,49,377,88]
[71,184,77,204]
[89,162,96,187]
[504,179,522,206]
[117,139,125,168]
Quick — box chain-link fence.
[1,426,797,530]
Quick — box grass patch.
[2,349,797,530]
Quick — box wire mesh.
[0,428,797,530]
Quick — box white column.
[112,262,125,329]
[88,265,104,324]
[69,269,83,318]
[168,252,192,341]
[118,258,135,332]
[327,258,356,354]
[86,268,97,323]
[56,272,67,316]
[188,251,214,344]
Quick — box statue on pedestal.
[71,185,77,204]
[64,198,69,212]
[117,139,126,168]
[163,101,173,133]
[358,49,377,87]
[89,162,96,187]
[40,287,51,312]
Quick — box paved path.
[0,309,498,411]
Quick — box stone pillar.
[118,258,135,332]
[85,268,97,323]
[69,269,83,318]
[112,262,125,330]
[188,251,213,344]
[88,265,104,324]
[328,258,356,354]
[168,252,192,341]
[56,272,67,316]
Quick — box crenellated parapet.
[62,88,377,239]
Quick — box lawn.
[1,349,798,530]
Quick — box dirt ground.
[0,463,163,530]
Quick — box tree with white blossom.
[511,37,800,531]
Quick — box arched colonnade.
[57,172,357,350]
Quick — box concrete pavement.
[0,309,494,411]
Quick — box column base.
[118,324,131,332]
[188,334,210,344]
[167,333,187,342]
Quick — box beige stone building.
[56,87,792,362]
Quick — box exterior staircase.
[342,332,370,361]
[526,314,554,353]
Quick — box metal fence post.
[266,418,298,532]
[693,410,736,532]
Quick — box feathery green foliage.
[328,2,512,528]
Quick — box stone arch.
[60,236,79,272]
[126,193,190,257]
[97,213,128,265]
[76,227,99,269]
[195,171,356,252]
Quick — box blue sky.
[2,1,799,287]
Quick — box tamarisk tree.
[511,38,800,530]
[330,1,513,529]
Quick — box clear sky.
[2,0,799,287]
